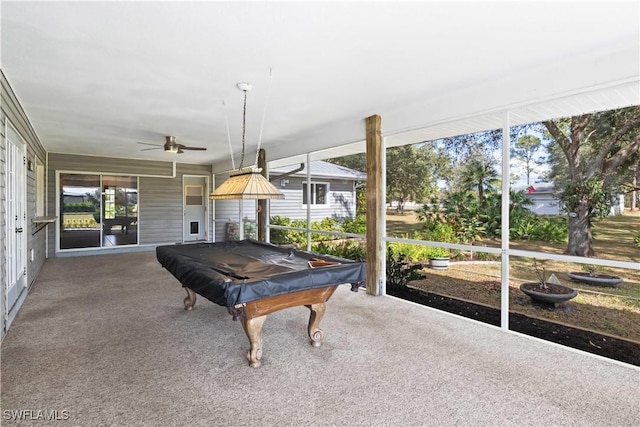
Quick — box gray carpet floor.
[1,251,639,426]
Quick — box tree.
[386,145,442,212]
[458,147,500,206]
[512,134,543,186]
[328,143,447,213]
[543,105,640,256]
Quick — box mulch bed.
[390,287,640,366]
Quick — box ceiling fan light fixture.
[209,167,284,200]
[164,135,179,153]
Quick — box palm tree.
[459,151,500,206]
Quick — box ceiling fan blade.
[181,146,207,151]
[138,137,204,154]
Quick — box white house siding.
[47,153,212,255]
[519,185,562,216]
[0,97,5,338]
[527,194,562,215]
[269,177,356,221]
[526,194,624,216]
[1,70,48,337]
[139,163,212,245]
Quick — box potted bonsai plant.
[427,246,450,270]
[567,264,623,288]
[520,259,578,308]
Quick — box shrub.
[386,246,424,291]
[271,214,367,245]
[311,240,366,262]
[421,220,457,243]
[528,216,567,243]
[509,215,567,243]
[510,217,536,240]
[634,234,640,248]
[342,214,367,234]
[387,240,432,262]
[269,216,293,245]
[425,246,449,259]
[310,217,341,242]
[243,219,256,240]
[456,216,485,243]
[269,216,306,246]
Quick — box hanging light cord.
[222,100,236,170]
[254,67,273,167]
[223,68,272,171]
[239,89,248,169]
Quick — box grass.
[385,208,640,341]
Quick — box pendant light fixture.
[209,81,285,200]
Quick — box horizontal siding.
[1,70,50,337]
[139,164,210,244]
[0,107,5,336]
[2,72,48,286]
[138,175,183,244]
[48,153,177,176]
[269,177,356,221]
[48,154,212,254]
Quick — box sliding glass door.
[60,174,101,249]
[102,176,138,246]
[59,174,138,250]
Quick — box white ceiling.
[2,1,639,172]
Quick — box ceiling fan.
[137,136,207,154]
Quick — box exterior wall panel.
[269,177,356,221]
[47,153,212,255]
[0,109,6,336]
[1,71,49,336]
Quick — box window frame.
[302,181,330,207]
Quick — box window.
[302,182,329,206]
[185,185,203,206]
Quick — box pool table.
[156,239,366,367]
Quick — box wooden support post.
[365,115,385,296]
[257,149,268,241]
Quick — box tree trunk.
[565,200,594,256]
[632,172,637,211]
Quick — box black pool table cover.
[156,239,366,307]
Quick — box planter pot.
[519,282,578,308]
[567,272,623,288]
[429,257,450,270]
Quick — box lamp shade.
[210,167,285,200]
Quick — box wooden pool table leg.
[306,302,327,347]
[183,287,197,311]
[241,315,267,368]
